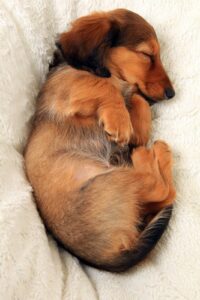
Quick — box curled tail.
[81,205,173,272]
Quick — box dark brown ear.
[58,13,120,77]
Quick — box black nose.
[164,87,175,99]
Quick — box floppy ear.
[58,13,119,77]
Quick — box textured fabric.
[0,1,199,299]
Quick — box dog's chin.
[137,87,164,106]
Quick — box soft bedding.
[0,0,200,299]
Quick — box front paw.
[99,109,133,146]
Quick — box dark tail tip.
[99,205,173,272]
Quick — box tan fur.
[24,9,176,271]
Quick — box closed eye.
[141,52,154,63]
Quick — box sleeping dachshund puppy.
[25,9,176,272]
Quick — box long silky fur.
[71,205,173,272]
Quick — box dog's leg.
[128,94,151,146]
[97,96,133,146]
[131,140,176,212]
[142,141,176,213]
[67,75,134,145]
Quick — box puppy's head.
[58,9,175,103]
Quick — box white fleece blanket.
[0,0,200,299]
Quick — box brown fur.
[25,9,176,272]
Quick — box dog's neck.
[109,73,137,106]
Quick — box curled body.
[25,65,175,272]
